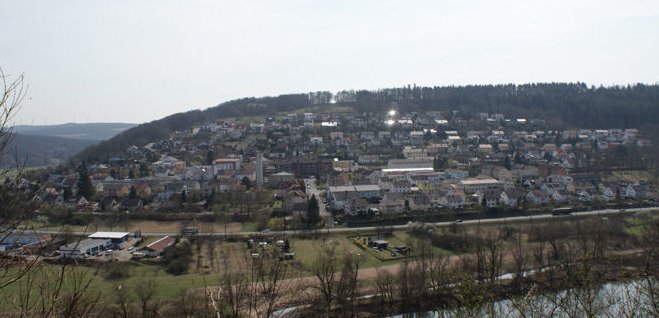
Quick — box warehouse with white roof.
[87,232,130,246]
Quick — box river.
[388,279,657,318]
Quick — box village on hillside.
[2,108,657,259]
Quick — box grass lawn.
[0,262,226,312]
[292,235,384,272]
[604,170,657,184]
[622,214,656,237]
[240,222,259,232]
[136,236,158,248]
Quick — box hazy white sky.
[1,0,658,125]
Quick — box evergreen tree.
[241,176,252,190]
[128,186,137,199]
[306,194,320,228]
[433,157,447,170]
[283,238,290,253]
[208,188,216,204]
[139,162,150,177]
[76,161,95,199]
[205,150,215,165]
[62,187,73,200]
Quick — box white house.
[440,189,466,209]
[526,190,549,205]
[500,188,525,208]
[213,158,241,173]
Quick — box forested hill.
[4,134,96,168]
[338,83,659,129]
[14,123,136,141]
[75,94,310,161]
[76,83,659,162]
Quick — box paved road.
[305,178,335,226]
[33,206,658,238]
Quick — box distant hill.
[75,84,659,162]
[14,123,137,141]
[2,134,96,168]
[2,123,135,167]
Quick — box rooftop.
[460,178,501,185]
[88,232,130,239]
[146,236,175,252]
[214,158,241,163]
[329,185,381,193]
[382,168,434,173]
[272,171,295,176]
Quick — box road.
[304,178,335,226]
[33,206,658,238]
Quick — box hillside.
[14,123,136,141]
[76,84,659,161]
[76,94,310,161]
[3,134,96,168]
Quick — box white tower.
[256,152,264,187]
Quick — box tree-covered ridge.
[339,83,659,129]
[76,94,310,161]
[77,83,659,161]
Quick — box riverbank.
[285,248,656,317]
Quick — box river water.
[388,279,657,318]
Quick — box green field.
[1,262,223,312]
[1,233,403,312]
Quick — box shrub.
[162,239,193,275]
[101,263,131,280]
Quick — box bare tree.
[335,252,362,317]
[311,242,339,316]
[246,249,295,318]
[0,67,42,293]
[483,229,505,284]
[12,264,103,317]
[509,227,529,289]
[113,283,131,318]
[639,219,659,316]
[167,290,205,318]
[134,278,160,318]
[216,257,249,318]
[375,268,397,315]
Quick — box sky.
[1,0,658,125]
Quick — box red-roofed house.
[142,236,175,257]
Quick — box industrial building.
[87,232,130,248]
[59,239,110,258]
